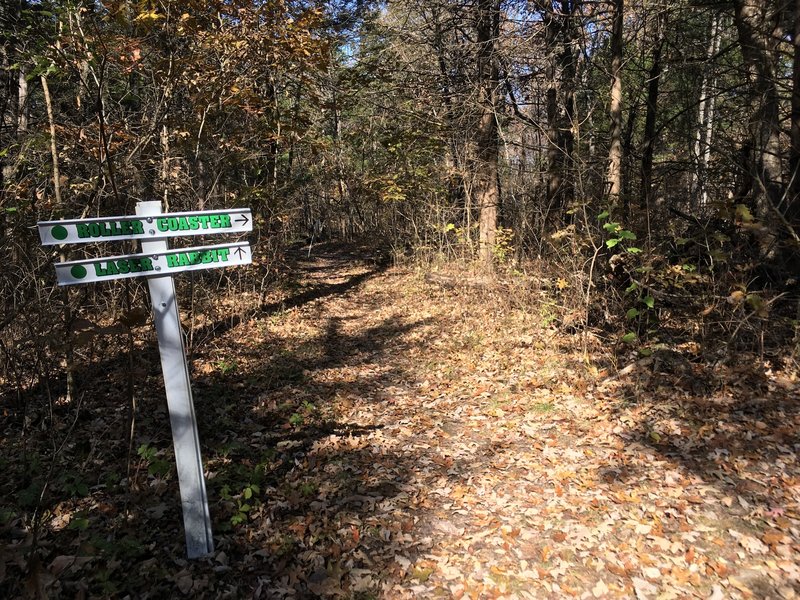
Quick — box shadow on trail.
[178,250,437,596]
[0,242,410,599]
[189,243,390,345]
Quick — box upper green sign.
[38,209,252,245]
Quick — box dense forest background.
[4,0,800,357]
[2,0,800,597]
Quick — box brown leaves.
[6,249,800,598]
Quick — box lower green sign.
[54,242,251,286]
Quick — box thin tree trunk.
[542,1,579,220]
[475,0,500,266]
[621,102,637,213]
[42,74,75,405]
[789,0,800,228]
[692,12,722,209]
[640,11,665,209]
[17,68,28,134]
[606,0,624,209]
[559,0,578,217]
[159,124,170,209]
[264,77,279,204]
[732,0,784,223]
[545,5,563,211]
[41,76,61,207]
[433,15,465,216]
[1,41,24,254]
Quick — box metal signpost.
[38,201,253,559]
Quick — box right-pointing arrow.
[234,214,249,226]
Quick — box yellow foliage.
[134,10,163,22]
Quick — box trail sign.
[53,241,251,286]
[37,202,254,559]
[38,208,252,245]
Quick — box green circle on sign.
[70,265,87,279]
[51,225,68,240]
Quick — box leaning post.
[136,200,214,558]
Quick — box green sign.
[38,209,251,245]
[38,202,254,559]
[54,242,251,286]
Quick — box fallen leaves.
[3,246,799,598]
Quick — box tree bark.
[789,0,800,229]
[692,12,722,210]
[43,74,75,405]
[732,0,784,224]
[475,0,500,265]
[541,1,580,221]
[41,76,61,207]
[606,0,624,209]
[640,10,665,209]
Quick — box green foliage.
[17,480,43,509]
[137,444,172,478]
[0,507,16,525]
[493,228,515,262]
[58,471,89,498]
[299,481,318,498]
[115,536,148,559]
[217,439,246,459]
[289,398,317,427]
[67,512,90,531]
[216,359,238,375]
[221,483,261,526]
[602,220,637,251]
[530,402,554,414]
[101,470,123,491]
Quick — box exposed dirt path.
[188,244,800,599]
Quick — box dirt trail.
[187,244,799,599]
[5,244,797,599]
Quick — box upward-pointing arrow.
[234,246,247,259]
[234,214,249,226]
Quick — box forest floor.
[2,242,800,599]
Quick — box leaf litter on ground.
[1,243,798,599]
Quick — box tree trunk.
[640,11,665,209]
[789,0,800,229]
[732,0,784,225]
[692,12,722,210]
[542,1,579,221]
[17,68,28,134]
[43,74,75,405]
[159,124,170,209]
[475,0,500,265]
[432,13,465,217]
[606,0,624,208]
[41,76,61,207]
